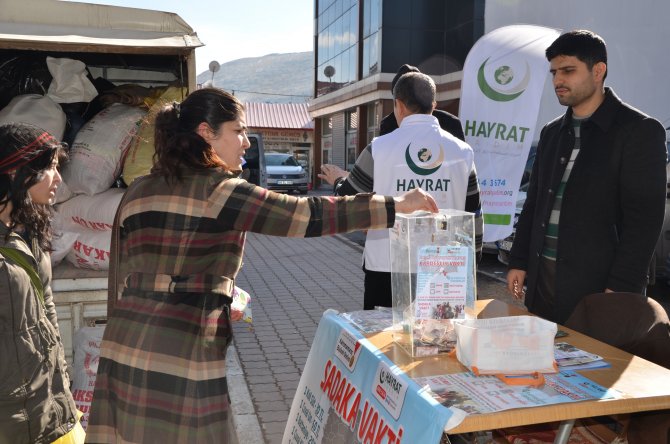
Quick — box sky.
[67,0,314,74]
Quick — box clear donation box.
[389,209,476,357]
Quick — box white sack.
[62,103,145,195]
[0,94,66,140]
[65,230,111,271]
[46,57,99,104]
[50,230,79,267]
[54,180,75,204]
[72,325,106,430]
[56,188,124,231]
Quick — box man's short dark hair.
[546,30,608,78]
[393,72,435,115]
[391,64,420,93]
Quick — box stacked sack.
[0,55,191,269]
[52,86,187,270]
[53,189,124,270]
[122,85,186,185]
[53,99,146,270]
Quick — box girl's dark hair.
[0,123,66,252]
[153,87,245,181]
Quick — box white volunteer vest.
[365,113,474,272]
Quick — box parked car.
[265,152,309,194]
[243,133,267,188]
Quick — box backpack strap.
[0,246,45,307]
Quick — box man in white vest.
[320,72,482,309]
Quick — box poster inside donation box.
[415,245,470,320]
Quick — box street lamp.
[208,60,220,87]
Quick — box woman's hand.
[393,188,438,214]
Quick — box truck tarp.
[0,0,203,53]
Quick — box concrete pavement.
[226,206,517,443]
[229,232,370,443]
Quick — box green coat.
[0,224,78,444]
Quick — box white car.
[265,152,309,194]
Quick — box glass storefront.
[321,116,333,167]
[362,0,381,77]
[316,0,482,96]
[366,102,380,145]
[345,110,358,169]
[316,0,359,97]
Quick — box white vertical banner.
[459,25,560,242]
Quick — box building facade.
[309,0,485,186]
[245,102,315,186]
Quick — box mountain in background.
[197,51,313,104]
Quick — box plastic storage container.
[389,209,476,357]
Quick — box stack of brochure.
[555,342,610,370]
[339,308,394,334]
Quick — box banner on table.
[459,25,560,242]
[283,311,457,444]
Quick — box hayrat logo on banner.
[460,25,560,242]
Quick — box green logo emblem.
[405,143,444,176]
[417,148,432,162]
[494,65,514,85]
[477,57,530,102]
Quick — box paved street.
[227,194,518,443]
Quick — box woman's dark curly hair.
[152,87,245,181]
[0,123,67,252]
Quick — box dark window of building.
[315,0,483,95]
[412,0,446,30]
[383,0,411,28]
[380,0,484,75]
[382,27,412,73]
[322,117,333,135]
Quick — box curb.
[227,344,264,444]
[477,268,508,285]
